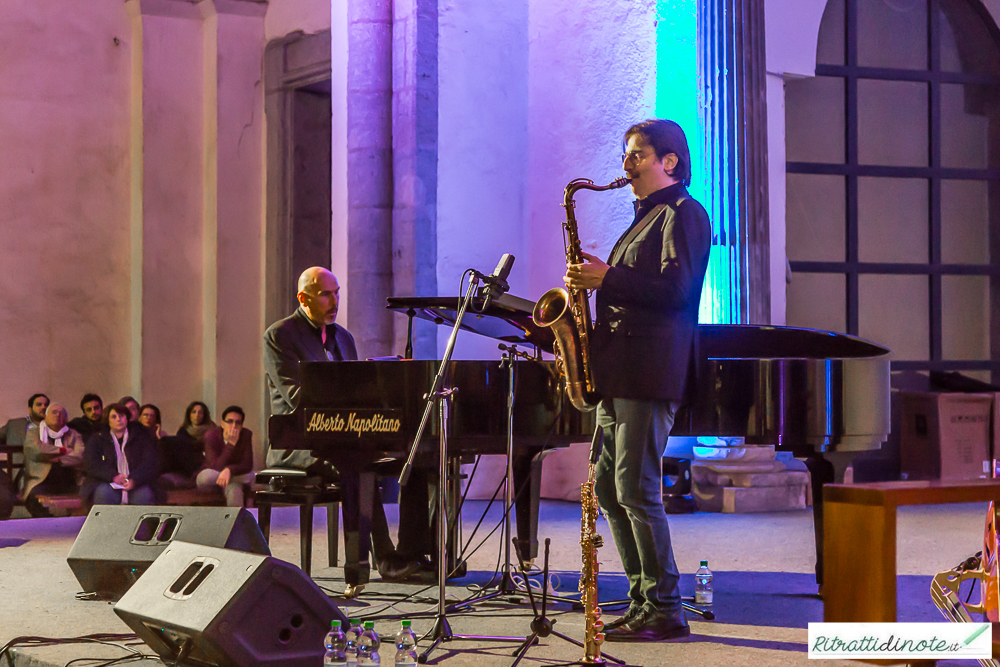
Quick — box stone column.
[392,0,438,359]
[735,0,771,324]
[126,0,266,433]
[126,0,207,426]
[347,0,394,358]
[203,0,267,444]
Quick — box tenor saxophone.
[533,177,631,412]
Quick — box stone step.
[694,483,809,513]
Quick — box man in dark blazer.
[0,392,50,517]
[264,267,430,580]
[565,119,711,642]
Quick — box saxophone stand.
[510,538,623,667]
[400,265,523,665]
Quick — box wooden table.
[824,479,1000,623]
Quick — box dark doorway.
[264,30,333,325]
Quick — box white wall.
[0,2,133,419]
[436,0,530,360]
[526,0,658,306]
[266,0,331,41]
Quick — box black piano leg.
[804,456,835,586]
[340,472,374,592]
[257,502,272,543]
[512,453,541,564]
[299,502,314,576]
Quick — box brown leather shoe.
[603,606,640,632]
[605,608,690,642]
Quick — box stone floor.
[0,499,991,666]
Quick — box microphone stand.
[448,343,530,612]
[397,271,522,665]
[509,538,623,667]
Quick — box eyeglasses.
[223,418,243,426]
[621,150,651,164]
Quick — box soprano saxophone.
[532,177,631,412]
[580,458,606,663]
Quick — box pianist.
[565,119,711,642]
[263,266,430,580]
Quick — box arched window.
[785,0,1000,382]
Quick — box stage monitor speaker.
[67,505,269,600]
[114,540,347,667]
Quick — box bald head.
[297,267,341,325]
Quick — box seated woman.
[196,405,254,507]
[81,402,158,506]
[22,403,86,517]
[159,401,213,489]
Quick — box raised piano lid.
[388,296,891,362]
[386,294,556,352]
[698,325,890,359]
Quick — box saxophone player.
[564,119,711,642]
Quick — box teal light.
[656,0,738,324]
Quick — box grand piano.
[269,293,890,589]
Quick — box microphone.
[478,253,515,311]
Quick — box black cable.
[1,634,141,667]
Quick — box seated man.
[22,403,85,517]
[0,393,49,514]
[264,267,433,580]
[81,402,158,506]
[196,405,254,507]
[68,393,103,445]
[118,396,141,422]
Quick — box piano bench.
[253,468,341,577]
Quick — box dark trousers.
[595,397,682,614]
[310,463,432,562]
[24,465,77,518]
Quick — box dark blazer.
[81,423,160,501]
[591,183,712,401]
[263,307,358,468]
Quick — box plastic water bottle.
[345,618,362,667]
[694,560,713,606]
[394,620,417,667]
[357,620,381,666]
[325,620,347,666]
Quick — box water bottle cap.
[401,620,411,627]
[350,618,361,624]
[331,620,341,629]
[364,620,374,629]
[700,560,708,567]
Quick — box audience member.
[0,393,50,448]
[68,393,103,444]
[137,404,167,440]
[158,401,212,490]
[196,406,254,507]
[177,401,215,445]
[119,396,140,421]
[81,403,158,506]
[22,404,85,517]
[0,394,49,498]
[0,393,50,516]
[0,474,13,520]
